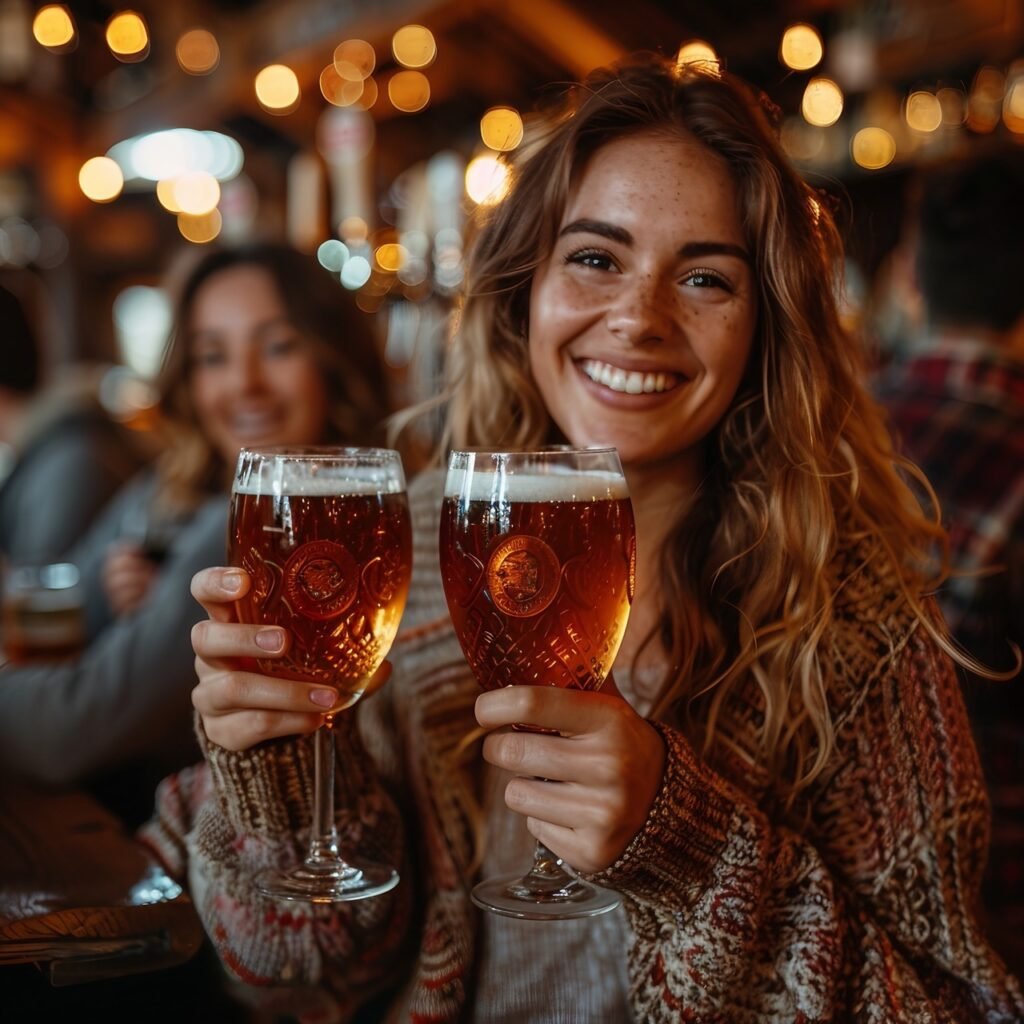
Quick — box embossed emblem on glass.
[486,535,560,617]
[284,540,358,619]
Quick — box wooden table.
[0,777,203,986]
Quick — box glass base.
[471,872,621,920]
[256,857,399,904]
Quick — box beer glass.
[229,447,412,903]
[440,447,635,919]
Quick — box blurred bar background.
[0,0,1022,449]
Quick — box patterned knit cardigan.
[140,471,1024,1023]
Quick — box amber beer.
[229,482,411,712]
[440,473,634,692]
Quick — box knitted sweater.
[140,471,1024,1023]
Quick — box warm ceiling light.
[32,5,75,49]
[320,65,365,107]
[333,39,375,80]
[779,24,822,71]
[480,107,524,152]
[79,157,124,202]
[465,154,510,205]
[375,243,407,272]
[675,40,718,72]
[851,127,895,170]
[176,29,219,75]
[106,11,148,60]
[172,171,220,215]
[802,77,843,126]
[392,25,436,69]
[388,70,430,112]
[155,178,182,212]
[905,91,942,133]
[255,64,300,113]
[178,209,222,244]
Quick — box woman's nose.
[232,347,268,393]
[604,273,676,346]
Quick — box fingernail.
[255,628,284,652]
[222,571,243,594]
[310,689,338,708]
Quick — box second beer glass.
[230,447,412,903]
[440,447,635,919]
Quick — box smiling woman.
[149,55,1023,1024]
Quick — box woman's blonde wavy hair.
[154,243,388,512]
[436,55,963,805]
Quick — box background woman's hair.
[155,242,388,510]
[442,53,958,806]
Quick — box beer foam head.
[234,460,405,497]
[443,469,629,502]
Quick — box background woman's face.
[187,263,330,466]
[528,130,757,472]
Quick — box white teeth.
[580,359,678,394]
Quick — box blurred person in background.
[874,149,1024,973]
[0,281,145,566]
[0,243,388,825]
[148,58,1021,1022]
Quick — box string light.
[851,127,895,170]
[392,25,436,69]
[779,24,822,71]
[176,29,219,75]
[255,64,300,113]
[106,11,149,61]
[32,5,75,49]
[79,157,124,202]
[480,107,524,152]
[802,77,844,127]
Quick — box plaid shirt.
[875,337,1024,965]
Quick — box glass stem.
[526,841,577,884]
[307,724,341,864]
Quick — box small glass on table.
[439,446,635,920]
[229,446,412,903]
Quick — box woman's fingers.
[192,668,337,716]
[202,709,323,751]
[481,728,591,783]
[191,619,290,662]
[190,567,249,623]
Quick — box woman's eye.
[565,249,616,272]
[192,349,226,368]
[265,337,300,357]
[683,269,730,290]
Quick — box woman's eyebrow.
[558,219,633,245]
[559,220,750,264]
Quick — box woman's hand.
[102,541,160,616]
[475,682,666,874]
[189,567,392,752]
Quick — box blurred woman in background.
[0,243,387,824]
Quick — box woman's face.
[528,130,757,472]
[187,264,330,465]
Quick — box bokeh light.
[106,11,148,61]
[780,117,825,161]
[779,24,822,71]
[774,24,823,71]
[341,255,372,290]
[905,91,942,132]
[178,209,222,244]
[155,178,182,212]
[392,25,436,69]
[388,70,430,113]
[176,29,219,75]
[851,127,895,170]
[480,107,524,152]
[375,243,407,272]
[465,154,510,205]
[33,5,75,49]
[172,172,220,215]
[255,64,300,113]
[333,39,375,80]
[1005,76,1024,133]
[675,40,718,73]
[320,65,364,107]
[317,239,349,272]
[79,157,124,202]
[340,216,369,244]
[802,77,844,127]
[937,87,966,126]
